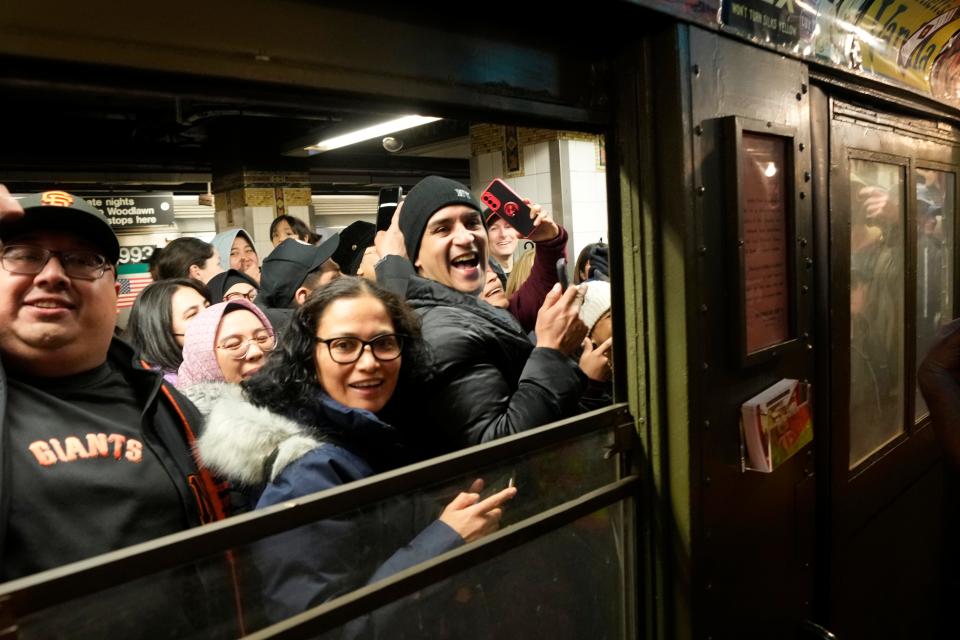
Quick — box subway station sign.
[84,193,175,229]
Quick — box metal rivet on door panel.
[799,191,806,199]
[799,143,806,151]
[805,257,813,269]
[796,92,803,101]
[697,186,706,196]
[799,237,808,247]
[698,245,708,255]
[804,171,811,182]
[700,304,709,313]
[801,83,808,94]
[704,419,711,430]
[693,64,701,76]
[695,124,704,136]
[801,285,809,293]
[702,362,709,371]
[806,343,813,351]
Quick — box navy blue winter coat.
[192,383,464,631]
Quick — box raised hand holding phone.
[527,201,560,243]
[480,178,535,237]
[374,200,407,259]
[376,186,403,232]
[556,257,570,291]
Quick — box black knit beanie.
[399,175,482,264]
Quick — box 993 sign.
[118,245,155,264]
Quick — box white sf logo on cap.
[455,188,471,199]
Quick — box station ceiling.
[0,65,472,195]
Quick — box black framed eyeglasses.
[316,334,405,364]
[1,245,112,280]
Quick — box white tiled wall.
[470,142,553,215]
[565,139,608,262]
[470,136,607,266]
[249,206,275,259]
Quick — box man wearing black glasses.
[0,188,236,632]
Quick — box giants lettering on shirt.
[28,433,143,466]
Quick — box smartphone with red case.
[480,178,535,237]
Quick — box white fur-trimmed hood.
[188,382,322,486]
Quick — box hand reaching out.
[439,479,518,543]
[535,283,589,356]
[374,201,408,260]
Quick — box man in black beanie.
[375,175,588,452]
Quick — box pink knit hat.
[176,299,274,387]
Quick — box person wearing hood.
[211,228,261,284]
[206,268,259,303]
[373,175,587,451]
[195,277,516,626]
[175,298,276,412]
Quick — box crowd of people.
[0,178,613,633]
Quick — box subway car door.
[814,93,959,637]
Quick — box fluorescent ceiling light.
[305,115,441,153]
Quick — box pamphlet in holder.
[740,379,813,473]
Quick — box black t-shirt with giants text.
[3,361,187,581]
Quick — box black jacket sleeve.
[374,255,417,299]
[425,316,584,446]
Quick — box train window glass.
[334,503,626,640]
[915,169,955,422]
[849,159,906,468]
[11,423,620,638]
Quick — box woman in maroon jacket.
[481,202,569,333]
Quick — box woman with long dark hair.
[195,277,515,624]
[123,278,211,384]
[150,236,223,283]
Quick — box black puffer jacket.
[379,256,584,449]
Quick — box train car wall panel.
[628,0,960,115]
[685,27,816,637]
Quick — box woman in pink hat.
[175,298,276,415]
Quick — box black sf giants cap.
[0,191,120,263]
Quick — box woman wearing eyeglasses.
[205,268,259,303]
[196,277,515,626]
[175,298,276,418]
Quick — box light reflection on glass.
[849,159,905,468]
[915,169,955,422]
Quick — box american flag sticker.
[116,263,153,310]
